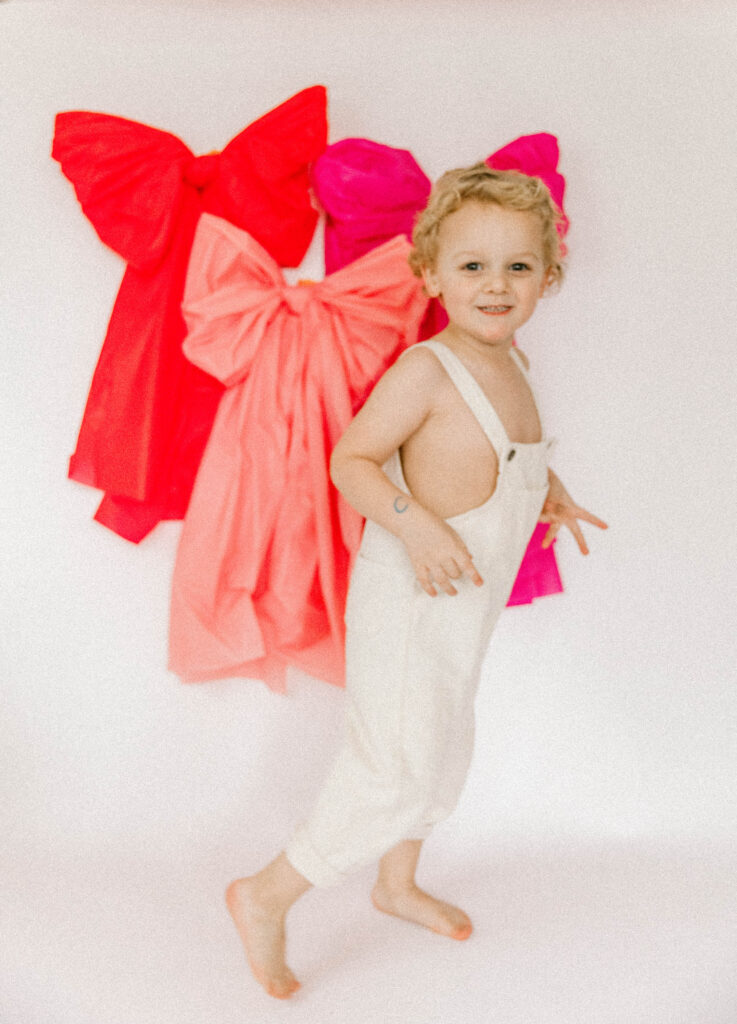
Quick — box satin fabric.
[53,86,327,541]
[312,137,432,276]
[311,137,443,339]
[312,133,566,605]
[487,132,569,245]
[169,215,428,693]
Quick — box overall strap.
[508,345,541,410]
[508,345,552,452]
[418,340,512,464]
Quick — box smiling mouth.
[478,305,512,314]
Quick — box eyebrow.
[454,251,543,260]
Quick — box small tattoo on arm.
[393,496,409,514]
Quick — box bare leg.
[225,852,312,999]
[371,839,473,940]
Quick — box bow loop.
[52,111,191,270]
[217,84,328,267]
[487,133,569,237]
[182,214,285,387]
[312,137,432,274]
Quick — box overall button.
[507,448,516,461]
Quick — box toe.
[268,976,301,1000]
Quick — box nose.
[481,267,509,293]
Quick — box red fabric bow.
[53,86,328,541]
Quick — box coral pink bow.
[170,214,428,693]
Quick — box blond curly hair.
[408,163,566,289]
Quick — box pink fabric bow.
[311,137,432,274]
[487,132,570,240]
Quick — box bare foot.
[371,882,473,940]
[225,878,301,999]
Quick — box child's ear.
[421,265,441,298]
[539,268,553,296]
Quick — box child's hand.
[398,508,484,597]
[540,471,608,555]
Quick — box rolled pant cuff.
[285,820,436,887]
[404,826,434,841]
[285,829,349,888]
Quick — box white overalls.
[286,340,552,886]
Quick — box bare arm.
[331,348,483,596]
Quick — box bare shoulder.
[514,346,530,370]
[389,343,447,386]
[366,343,447,403]
[336,344,446,460]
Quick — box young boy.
[225,163,607,998]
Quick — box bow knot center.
[184,153,220,190]
[281,282,315,314]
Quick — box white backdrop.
[2,2,736,1022]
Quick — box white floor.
[3,833,736,1024]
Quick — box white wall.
[2,0,736,892]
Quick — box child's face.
[422,201,549,352]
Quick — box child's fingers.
[569,520,589,555]
[438,579,459,596]
[551,500,608,531]
[541,523,559,549]
[417,572,438,597]
[419,556,482,595]
[441,558,464,580]
[575,506,609,530]
[431,565,458,596]
[458,552,483,587]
